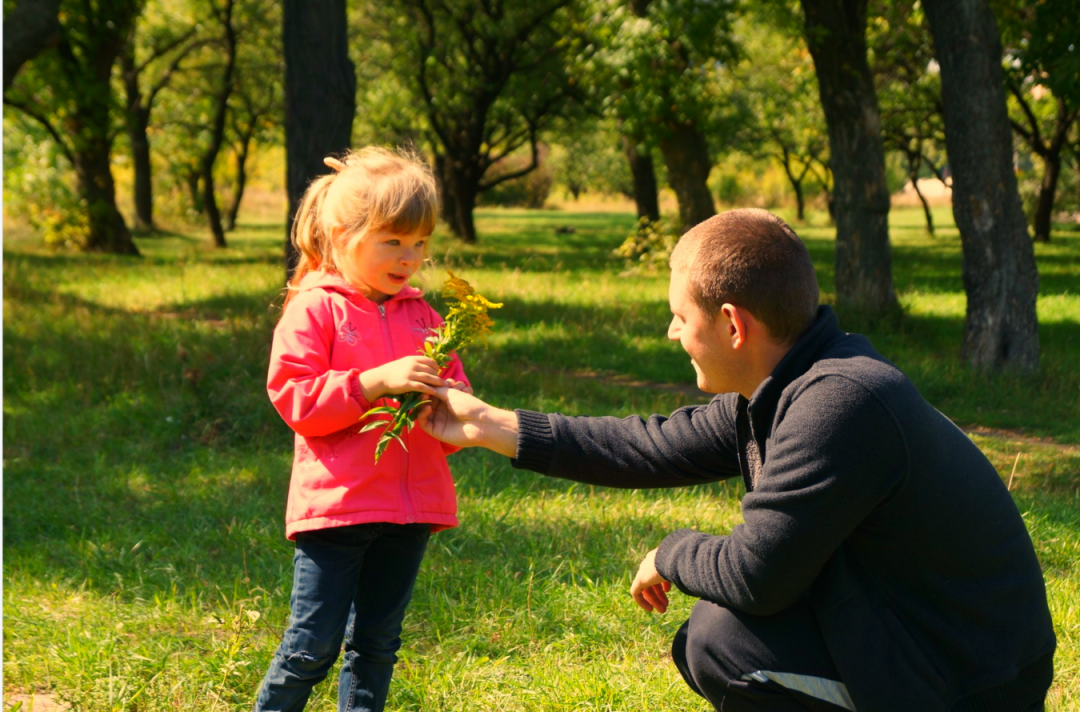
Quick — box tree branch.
[3,96,75,162]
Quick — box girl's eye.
[386,239,400,246]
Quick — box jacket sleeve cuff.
[511,409,555,473]
[347,370,372,411]
[655,528,704,595]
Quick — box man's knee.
[669,600,749,709]
[683,599,745,682]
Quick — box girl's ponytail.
[284,171,337,307]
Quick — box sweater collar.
[746,305,843,426]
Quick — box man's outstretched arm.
[418,386,518,458]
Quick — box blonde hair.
[285,146,438,304]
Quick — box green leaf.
[361,406,399,418]
[359,421,388,434]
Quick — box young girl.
[254,147,470,712]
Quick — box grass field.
[3,205,1079,710]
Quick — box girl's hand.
[360,355,447,402]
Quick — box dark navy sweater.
[512,306,1055,712]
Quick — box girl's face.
[339,229,428,304]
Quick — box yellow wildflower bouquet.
[361,272,502,462]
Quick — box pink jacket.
[267,271,468,540]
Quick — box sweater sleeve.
[654,375,906,615]
[512,394,743,488]
[267,291,372,437]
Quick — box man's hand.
[416,386,518,458]
[630,548,672,614]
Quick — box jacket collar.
[296,270,423,307]
[746,305,843,430]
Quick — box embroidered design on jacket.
[337,322,359,345]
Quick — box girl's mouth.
[388,273,407,284]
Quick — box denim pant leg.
[338,523,430,712]
[253,525,379,712]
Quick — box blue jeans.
[253,522,431,712]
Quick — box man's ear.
[720,303,749,348]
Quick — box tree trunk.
[1032,141,1063,244]
[59,7,139,256]
[186,169,203,214]
[225,137,251,231]
[434,152,459,230]
[913,178,934,236]
[203,170,227,247]
[3,0,60,93]
[121,39,155,233]
[284,0,356,279]
[201,0,237,248]
[779,148,808,221]
[622,136,660,223]
[905,150,934,235]
[129,111,154,232]
[73,132,139,255]
[801,0,897,316]
[923,0,1039,372]
[446,164,479,243]
[120,38,155,233]
[658,122,715,231]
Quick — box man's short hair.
[670,209,819,345]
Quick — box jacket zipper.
[378,302,417,523]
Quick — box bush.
[613,217,681,274]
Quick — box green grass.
[4,206,1079,710]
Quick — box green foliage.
[362,0,587,216]
[548,117,638,200]
[731,17,830,209]
[997,0,1080,107]
[868,0,948,180]
[3,0,142,252]
[585,0,743,148]
[2,115,89,249]
[131,0,282,229]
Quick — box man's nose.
[667,320,680,341]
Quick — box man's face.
[667,269,738,394]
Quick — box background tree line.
[4,0,1078,373]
